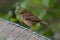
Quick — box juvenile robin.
[18,9,47,31]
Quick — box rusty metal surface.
[0,18,50,40]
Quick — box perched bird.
[18,9,47,31]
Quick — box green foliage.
[0,0,60,39]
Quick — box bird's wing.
[26,15,40,22]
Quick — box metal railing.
[0,18,51,40]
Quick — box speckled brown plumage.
[18,9,48,32]
[19,9,47,26]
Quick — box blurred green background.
[0,0,60,40]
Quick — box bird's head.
[18,9,32,15]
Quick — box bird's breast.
[21,16,32,26]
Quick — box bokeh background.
[0,0,60,40]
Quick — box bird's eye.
[19,9,28,14]
[20,11,25,14]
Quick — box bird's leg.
[28,24,37,32]
[28,26,33,33]
[27,25,35,33]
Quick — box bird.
[18,9,48,32]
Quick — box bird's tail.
[40,20,48,26]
